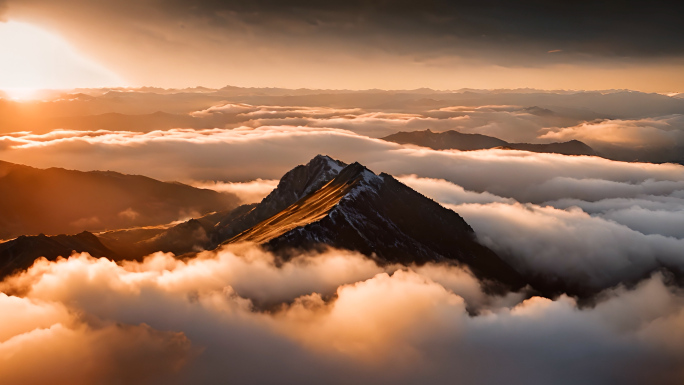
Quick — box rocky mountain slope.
[93,155,348,259]
[0,155,525,290]
[0,231,119,279]
[0,160,239,239]
[223,155,525,288]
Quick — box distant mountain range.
[3,88,684,135]
[0,155,525,290]
[0,160,239,240]
[382,129,597,156]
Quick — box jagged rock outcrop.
[224,155,525,288]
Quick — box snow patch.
[343,169,383,201]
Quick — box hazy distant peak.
[521,106,555,116]
[382,129,596,156]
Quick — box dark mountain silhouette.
[0,231,119,279]
[382,129,597,156]
[496,141,597,155]
[384,129,507,150]
[94,156,347,259]
[211,155,346,243]
[220,155,525,289]
[521,106,555,116]
[96,156,347,259]
[88,155,525,289]
[0,155,524,290]
[0,160,239,240]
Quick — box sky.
[1,0,684,92]
[3,3,684,383]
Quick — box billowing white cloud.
[540,114,684,162]
[541,115,684,148]
[0,291,192,385]
[399,175,684,290]
[1,248,684,384]
[451,201,683,289]
[3,126,683,291]
[203,103,573,140]
[190,179,279,204]
[190,103,257,117]
[1,112,683,384]
[2,127,682,203]
[397,175,514,205]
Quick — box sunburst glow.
[0,21,123,99]
[1,2,683,384]
[2,87,39,100]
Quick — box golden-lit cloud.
[8,127,684,199]
[271,270,465,360]
[542,116,683,147]
[540,115,684,162]
[1,247,684,384]
[190,179,279,204]
[1,1,683,382]
[0,95,682,383]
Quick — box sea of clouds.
[2,102,684,383]
[2,246,684,385]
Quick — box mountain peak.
[221,156,525,289]
[335,162,380,184]
[309,153,340,166]
[334,162,383,202]
[224,159,376,246]
[265,154,344,200]
[212,155,346,243]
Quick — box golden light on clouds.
[0,21,124,99]
[0,0,683,383]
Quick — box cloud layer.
[190,179,279,204]
[3,126,683,193]
[3,127,683,286]
[2,100,684,382]
[2,247,684,384]
[398,174,684,291]
[541,114,684,163]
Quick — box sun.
[0,21,124,99]
[3,87,40,100]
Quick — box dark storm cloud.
[153,0,684,62]
[9,0,684,66]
